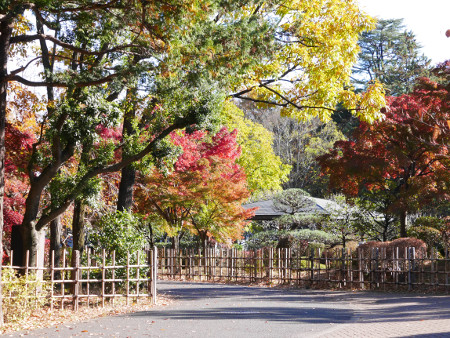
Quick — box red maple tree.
[3,123,35,262]
[135,127,254,248]
[319,61,450,237]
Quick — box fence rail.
[1,247,158,311]
[157,247,450,292]
[2,245,448,313]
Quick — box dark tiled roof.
[243,197,341,220]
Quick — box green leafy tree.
[322,195,360,248]
[235,101,345,196]
[221,102,290,195]
[4,1,384,269]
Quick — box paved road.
[9,280,450,337]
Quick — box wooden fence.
[1,247,158,310]
[157,247,450,292]
[2,245,448,313]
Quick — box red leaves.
[319,62,450,213]
[136,127,252,243]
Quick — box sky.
[358,0,450,65]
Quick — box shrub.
[246,230,286,250]
[291,229,338,245]
[276,214,327,231]
[246,229,338,251]
[2,268,50,324]
[89,211,147,283]
[358,237,427,259]
[408,216,449,253]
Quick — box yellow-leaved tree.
[222,102,291,195]
[231,0,386,123]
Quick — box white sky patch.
[358,0,450,65]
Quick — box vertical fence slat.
[5,244,450,314]
[101,249,105,308]
[73,250,80,311]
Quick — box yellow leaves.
[239,0,382,124]
[355,81,386,123]
[7,82,45,134]
[221,102,290,194]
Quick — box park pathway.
[8,280,450,337]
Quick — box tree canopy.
[353,18,431,96]
[1,0,385,267]
[319,61,450,237]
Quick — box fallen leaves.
[0,295,173,335]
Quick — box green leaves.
[221,102,290,194]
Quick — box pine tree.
[353,18,431,96]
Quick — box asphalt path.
[9,280,450,337]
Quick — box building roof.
[243,197,341,220]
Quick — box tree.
[4,1,384,267]
[319,62,450,237]
[5,0,283,265]
[135,128,254,249]
[354,193,398,242]
[353,18,431,96]
[235,100,345,196]
[322,195,359,248]
[221,102,290,195]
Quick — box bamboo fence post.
[348,248,353,289]
[394,247,400,289]
[87,249,91,307]
[298,249,302,285]
[178,248,182,279]
[231,248,235,281]
[50,250,54,311]
[375,248,379,288]
[219,249,223,280]
[445,247,449,292]
[317,248,321,286]
[126,251,130,306]
[62,248,66,309]
[73,250,80,311]
[358,248,364,289]
[432,248,437,291]
[136,250,140,303]
[309,248,314,285]
[8,251,13,304]
[34,249,39,309]
[288,248,292,283]
[269,248,273,284]
[152,246,157,305]
[382,248,386,291]
[408,247,416,291]
[213,248,217,282]
[111,251,116,307]
[404,247,408,287]
[101,249,105,308]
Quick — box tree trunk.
[0,18,12,326]
[171,235,180,251]
[16,184,48,266]
[117,88,137,212]
[49,216,62,266]
[117,165,135,211]
[72,200,86,253]
[399,210,408,237]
